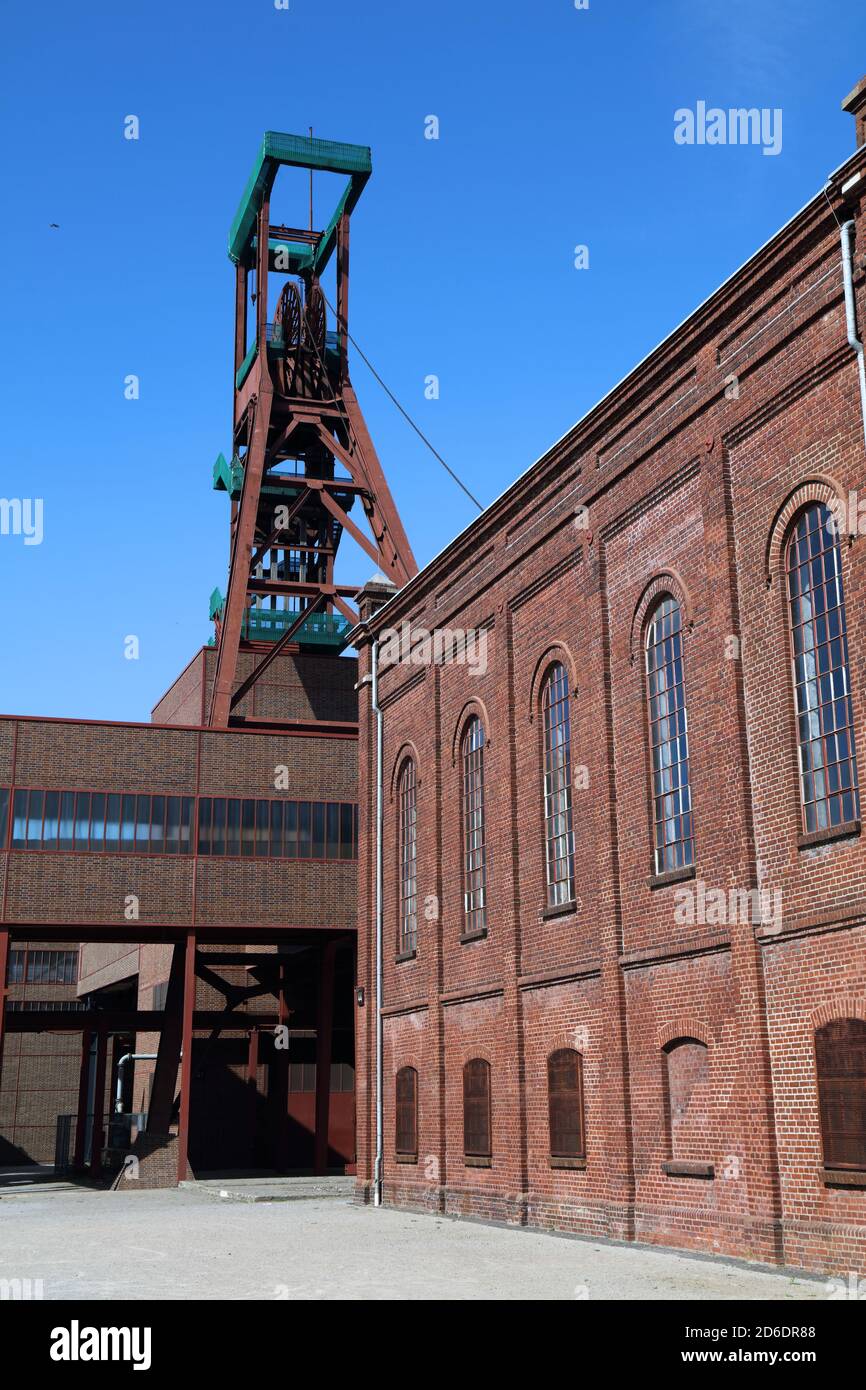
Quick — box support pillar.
[147,942,186,1133]
[73,1027,92,1170]
[176,931,196,1184]
[246,1026,259,1167]
[0,929,8,1085]
[276,961,291,1171]
[89,1028,108,1176]
[314,940,337,1175]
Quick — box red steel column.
[276,961,290,1169]
[246,1026,259,1166]
[176,931,197,1183]
[0,929,8,1084]
[89,1028,108,1176]
[73,1027,93,1169]
[314,940,337,1175]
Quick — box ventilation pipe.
[114,1053,158,1112]
[841,220,866,452]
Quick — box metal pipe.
[841,219,866,452]
[114,1052,157,1113]
[371,637,384,1207]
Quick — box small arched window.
[645,595,694,874]
[397,759,418,955]
[395,1066,418,1161]
[815,1019,866,1172]
[461,716,487,936]
[785,504,859,833]
[463,1058,492,1162]
[547,1048,585,1161]
[541,664,576,907]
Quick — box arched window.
[645,596,694,874]
[461,716,487,936]
[397,759,417,955]
[786,503,859,833]
[547,1048,585,1161]
[463,1058,491,1161]
[815,1019,866,1172]
[542,664,576,907]
[395,1066,418,1161]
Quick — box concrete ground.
[0,1182,828,1300]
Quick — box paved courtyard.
[0,1180,832,1301]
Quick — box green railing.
[209,590,351,648]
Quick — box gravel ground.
[0,1185,830,1301]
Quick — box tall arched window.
[815,1019,866,1172]
[395,1066,418,1161]
[542,664,576,907]
[645,595,694,874]
[463,1058,492,1162]
[786,503,859,833]
[461,716,487,936]
[397,759,417,955]
[547,1048,585,1162]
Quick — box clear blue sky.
[1,0,864,721]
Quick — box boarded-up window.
[463,1058,491,1159]
[547,1049,585,1159]
[664,1038,709,1160]
[816,1019,866,1170]
[395,1066,418,1159]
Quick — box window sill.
[550,1156,587,1170]
[395,949,417,964]
[662,1160,715,1179]
[822,1166,866,1188]
[797,819,860,851]
[649,865,696,890]
[459,928,488,945]
[464,1155,492,1168]
[395,1153,418,1165]
[541,899,578,921]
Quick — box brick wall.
[354,118,866,1274]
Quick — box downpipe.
[371,638,384,1208]
[841,219,866,452]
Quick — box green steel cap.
[228,131,372,269]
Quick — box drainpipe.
[371,637,384,1207]
[841,220,866,452]
[114,1053,158,1113]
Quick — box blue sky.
[1,0,864,721]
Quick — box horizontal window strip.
[0,787,358,862]
[196,797,358,860]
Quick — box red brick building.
[353,79,866,1273]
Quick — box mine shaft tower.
[209,133,416,727]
